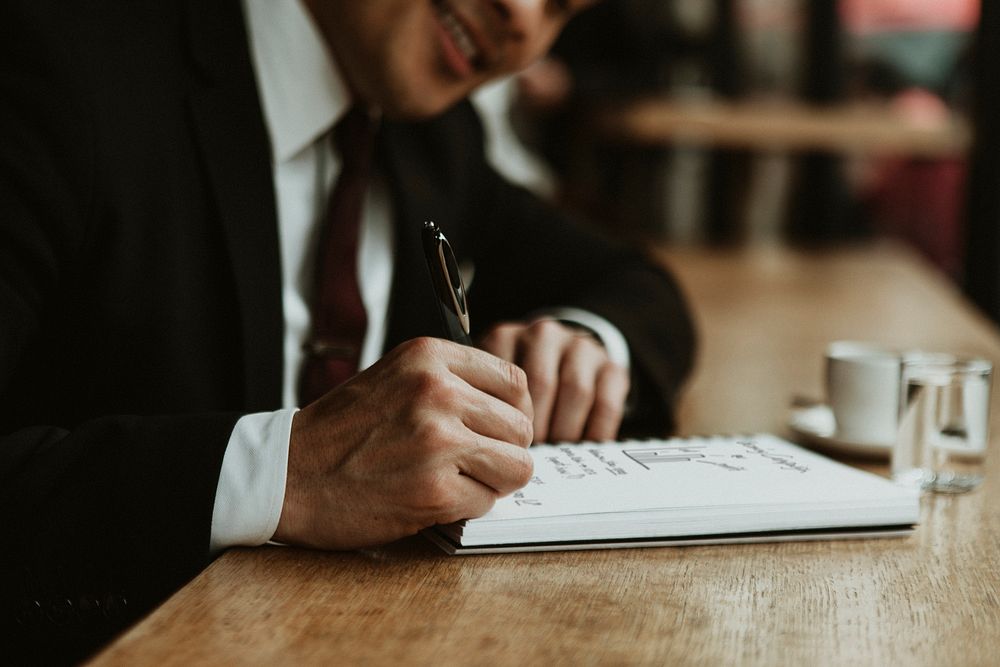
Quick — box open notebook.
[424,434,920,554]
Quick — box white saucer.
[787,404,891,460]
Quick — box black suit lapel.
[377,120,469,350]
[184,0,283,410]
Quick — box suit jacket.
[0,0,695,661]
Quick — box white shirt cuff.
[535,307,631,371]
[209,407,296,555]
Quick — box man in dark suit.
[0,0,695,661]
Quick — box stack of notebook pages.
[425,434,919,554]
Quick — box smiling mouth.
[433,0,485,72]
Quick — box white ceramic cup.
[825,341,902,445]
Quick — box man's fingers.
[547,337,605,442]
[455,436,535,496]
[393,337,533,417]
[460,390,534,447]
[474,321,630,444]
[516,321,570,442]
[584,363,630,441]
[420,337,533,422]
[427,473,500,525]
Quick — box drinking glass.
[892,355,992,493]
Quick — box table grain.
[92,243,1000,666]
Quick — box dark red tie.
[298,107,375,406]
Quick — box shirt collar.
[242,0,351,163]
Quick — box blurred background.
[471,0,1000,323]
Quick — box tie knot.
[333,106,375,160]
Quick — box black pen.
[422,221,473,346]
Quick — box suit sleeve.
[459,106,697,436]
[0,8,239,661]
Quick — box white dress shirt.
[209,0,630,553]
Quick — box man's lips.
[432,0,497,78]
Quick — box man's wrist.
[532,307,631,370]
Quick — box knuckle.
[411,415,451,452]
[403,336,444,360]
[513,413,534,447]
[568,334,600,356]
[530,318,559,333]
[397,337,422,356]
[504,360,529,394]
[410,367,449,401]
[510,450,534,488]
[560,372,594,404]
[529,318,563,339]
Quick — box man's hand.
[479,320,630,444]
[273,337,535,550]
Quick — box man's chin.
[379,95,464,121]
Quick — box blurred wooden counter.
[593,98,972,157]
[91,243,1000,666]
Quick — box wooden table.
[92,243,1000,666]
